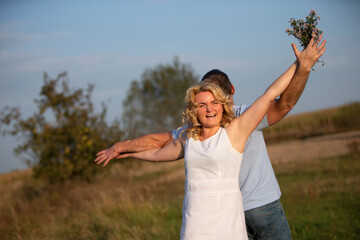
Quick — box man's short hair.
[200,69,233,95]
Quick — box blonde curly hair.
[183,82,234,140]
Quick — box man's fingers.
[95,157,103,164]
[308,36,315,47]
[317,39,327,51]
[95,146,129,166]
[95,154,109,164]
[317,34,323,42]
[291,43,300,58]
[96,150,105,156]
[96,155,106,163]
[318,46,326,56]
[116,154,130,159]
[94,155,101,162]
[313,35,323,47]
[103,159,110,167]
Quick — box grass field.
[1,103,360,239]
[274,154,360,239]
[0,152,359,240]
[263,102,360,143]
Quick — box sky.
[1,0,359,173]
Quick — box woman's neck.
[199,125,221,142]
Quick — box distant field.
[1,103,359,239]
[264,102,360,143]
[267,130,360,164]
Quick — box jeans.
[245,199,291,240]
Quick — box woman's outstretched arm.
[94,132,173,166]
[227,36,326,152]
[95,137,185,166]
[267,35,327,125]
[119,138,184,162]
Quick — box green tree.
[122,57,199,138]
[0,72,123,183]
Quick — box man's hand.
[292,35,326,71]
[266,35,327,126]
[94,144,120,167]
[94,132,173,167]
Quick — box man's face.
[195,91,223,128]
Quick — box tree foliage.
[0,72,123,183]
[122,57,199,138]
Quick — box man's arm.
[116,137,185,163]
[266,35,327,126]
[95,132,173,166]
[114,132,173,152]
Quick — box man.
[95,36,326,239]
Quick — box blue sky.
[1,0,359,173]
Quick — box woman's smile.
[195,91,223,128]
[206,114,216,118]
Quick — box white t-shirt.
[172,104,281,211]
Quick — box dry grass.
[267,130,360,164]
[0,161,185,240]
[264,102,360,143]
[1,103,359,239]
[1,153,359,240]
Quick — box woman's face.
[195,91,223,129]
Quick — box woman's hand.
[94,145,119,167]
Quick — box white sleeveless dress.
[180,127,248,240]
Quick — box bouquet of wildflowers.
[286,10,324,68]
[286,10,323,48]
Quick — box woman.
[109,68,295,239]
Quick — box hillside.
[263,101,360,144]
[0,102,359,239]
